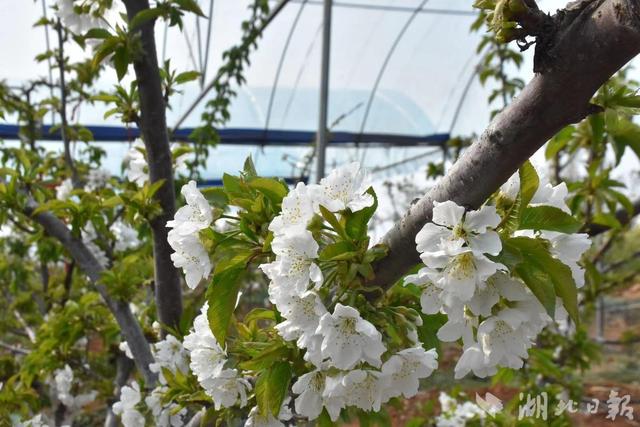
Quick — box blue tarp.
[0,124,449,147]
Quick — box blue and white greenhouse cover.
[0,0,599,180]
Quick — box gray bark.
[368,0,640,294]
[122,0,183,330]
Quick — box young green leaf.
[248,177,288,205]
[520,206,582,233]
[206,267,243,345]
[518,160,539,208]
[255,362,292,417]
[508,237,579,324]
[345,187,377,240]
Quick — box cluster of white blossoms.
[52,365,97,412]
[113,382,145,427]
[55,0,110,34]
[407,170,590,379]
[114,335,189,427]
[79,219,139,268]
[124,141,148,187]
[435,392,485,427]
[85,168,111,192]
[124,141,194,188]
[259,163,439,422]
[182,303,252,411]
[56,178,74,201]
[166,181,213,289]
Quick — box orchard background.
[1,0,640,426]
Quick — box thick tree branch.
[25,201,157,386]
[122,0,183,330]
[368,0,640,295]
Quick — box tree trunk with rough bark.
[122,0,183,330]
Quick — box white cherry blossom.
[311,162,374,212]
[262,231,322,295]
[111,220,140,252]
[183,303,226,383]
[531,180,570,213]
[124,140,148,186]
[436,306,477,347]
[404,267,443,314]
[145,386,187,427]
[416,201,502,265]
[149,335,189,382]
[428,250,504,304]
[273,290,328,342]
[501,170,571,213]
[56,0,109,34]
[317,303,386,369]
[200,368,251,410]
[328,369,387,412]
[544,231,591,288]
[269,182,315,235]
[56,178,73,201]
[292,369,327,420]
[454,343,497,379]
[112,383,145,427]
[85,168,110,191]
[167,181,213,236]
[53,364,97,411]
[477,309,532,369]
[245,397,293,427]
[167,230,212,289]
[381,346,438,399]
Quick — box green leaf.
[611,94,640,108]
[255,362,292,417]
[84,28,111,39]
[519,160,539,208]
[248,177,288,205]
[129,7,164,30]
[545,126,573,159]
[244,308,276,325]
[345,187,377,240]
[514,263,556,318]
[92,36,120,68]
[520,206,582,233]
[206,266,243,345]
[113,47,128,81]
[102,195,122,208]
[508,237,579,324]
[243,156,258,178]
[239,341,289,371]
[174,0,206,16]
[319,205,346,238]
[591,212,621,230]
[222,173,243,194]
[612,120,640,159]
[200,186,228,208]
[317,410,337,427]
[417,313,447,353]
[319,241,357,261]
[175,70,201,84]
